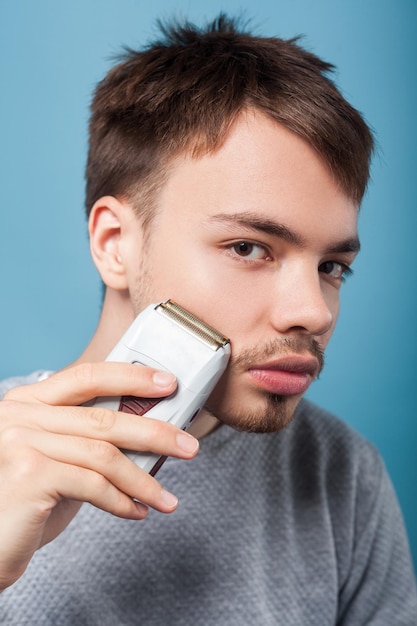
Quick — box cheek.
[321,290,341,348]
[153,249,259,338]
[180,268,248,332]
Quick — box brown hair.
[86,14,373,219]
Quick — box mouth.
[247,355,320,396]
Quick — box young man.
[0,14,416,624]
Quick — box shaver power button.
[119,396,161,415]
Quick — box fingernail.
[134,501,148,517]
[153,371,176,388]
[161,489,178,508]
[176,432,199,454]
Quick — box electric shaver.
[89,300,230,475]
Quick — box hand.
[0,362,199,589]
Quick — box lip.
[247,356,319,396]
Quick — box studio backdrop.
[1,0,416,569]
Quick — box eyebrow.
[208,211,361,254]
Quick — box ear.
[88,196,130,290]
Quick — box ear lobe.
[88,196,129,290]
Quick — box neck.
[72,288,135,366]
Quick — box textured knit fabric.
[1,373,416,625]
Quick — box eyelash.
[226,240,353,282]
[318,261,353,282]
[225,241,271,263]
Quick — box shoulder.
[274,400,388,557]
[294,400,397,536]
[291,401,417,619]
[0,371,53,399]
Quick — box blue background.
[1,0,416,570]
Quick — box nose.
[269,264,335,337]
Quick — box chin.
[205,392,302,434]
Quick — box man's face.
[122,111,359,432]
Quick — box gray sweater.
[1,372,416,624]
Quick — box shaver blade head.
[157,300,230,351]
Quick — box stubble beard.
[204,337,324,434]
[205,392,299,434]
[206,336,324,433]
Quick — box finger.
[37,458,153,519]
[4,362,177,406]
[0,402,199,460]
[6,429,180,513]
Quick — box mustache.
[232,336,325,377]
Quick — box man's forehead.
[165,112,355,195]
[154,112,359,243]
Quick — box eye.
[319,260,353,282]
[229,241,269,260]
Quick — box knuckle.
[141,417,171,446]
[2,387,24,402]
[18,448,47,475]
[126,363,149,384]
[106,491,135,519]
[0,427,48,483]
[89,470,110,494]
[86,407,116,433]
[73,362,96,388]
[151,418,169,437]
[87,439,119,465]
[0,424,26,449]
[128,476,154,505]
[7,446,47,482]
[2,389,15,401]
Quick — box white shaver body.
[89,301,230,475]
